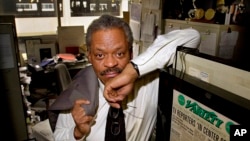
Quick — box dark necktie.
[105,106,126,141]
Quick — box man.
[50,14,200,140]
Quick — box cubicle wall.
[0,23,28,141]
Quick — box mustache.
[100,67,122,76]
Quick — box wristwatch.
[130,61,140,77]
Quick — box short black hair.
[86,14,133,52]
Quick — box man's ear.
[87,51,92,63]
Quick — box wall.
[15,0,129,36]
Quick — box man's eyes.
[96,53,104,58]
[116,52,125,57]
[94,52,125,59]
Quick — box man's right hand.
[71,99,94,140]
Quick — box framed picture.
[25,39,41,61]
[34,43,57,63]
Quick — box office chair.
[47,63,72,131]
[54,63,72,94]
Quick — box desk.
[28,60,90,95]
[64,61,91,78]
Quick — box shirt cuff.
[69,126,86,141]
[132,57,159,77]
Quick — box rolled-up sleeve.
[54,112,80,141]
[132,28,201,76]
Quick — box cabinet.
[164,19,246,61]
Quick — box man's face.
[87,28,131,84]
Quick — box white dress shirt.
[53,28,200,141]
[133,28,200,76]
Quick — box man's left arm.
[104,62,138,108]
[104,28,201,107]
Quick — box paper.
[130,20,141,41]
[31,119,55,141]
[224,13,231,25]
[140,13,156,42]
[219,31,239,59]
[57,53,77,62]
[26,39,41,60]
[143,0,161,10]
[141,41,152,53]
[132,42,140,58]
[198,32,217,56]
[129,3,142,41]
[130,3,142,22]
[170,90,238,141]
[142,13,155,35]
[140,32,155,42]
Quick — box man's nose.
[104,55,118,67]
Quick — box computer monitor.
[0,23,28,140]
[158,69,250,141]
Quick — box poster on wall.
[70,0,121,16]
[129,2,142,41]
[15,0,62,17]
[170,89,238,141]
